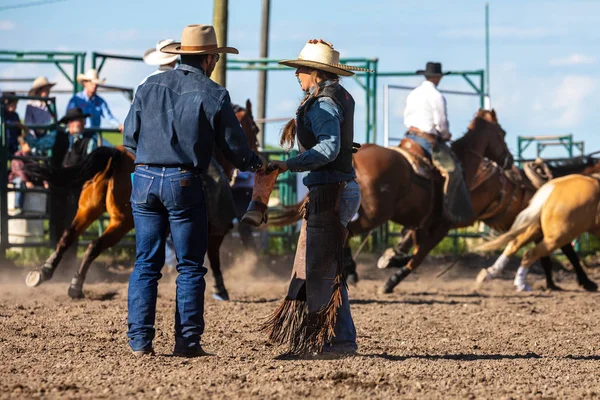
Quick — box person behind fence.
[24,76,57,156]
[403,61,473,225]
[123,24,266,358]
[9,137,48,215]
[52,107,98,267]
[140,38,180,270]
[67,69,123,132]
[2,92,27,157]
[140,39,179,85]
[261,39,370,357]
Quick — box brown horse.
[381,153,600,293]
[24,101,260,300]
[476,174,600,291]
[269,110,513,289]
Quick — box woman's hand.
[268,160,288,173]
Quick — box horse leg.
[377,228,414,269]
[67,168,131,298]
[474,224,542,288]
[238,220,256,252]
[515,237,561,292]
[379,223,451,294]
[539,255,561,291]
[67,218,133,299]
[561,243,597,292]
[343,244,358,285]
[25,186,104,288]
[207,234,229,301]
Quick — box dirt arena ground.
[2,251,600,399]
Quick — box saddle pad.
[388,146,433,179]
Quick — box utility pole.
[212,0,228,87]
[256,0,271,148]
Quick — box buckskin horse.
[269,110,514,290]
[24,100,260,300]
[387,154,600,293]
[475,173,600,291]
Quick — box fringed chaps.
[262,183,346,355]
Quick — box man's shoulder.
[143,69,226,100]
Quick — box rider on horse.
[403,62,474,225]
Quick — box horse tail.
[23,147,122,189]
[476,182,555,252]
[267,197,307,227]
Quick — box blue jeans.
[127,166,208,353]
[406,133,433,157]
[12,177,24,209]
[329,179,361,349]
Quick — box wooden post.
[212,0,228,87]
[256,0,271,148]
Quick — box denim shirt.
[285,95,356,187]
[66,90,120,129]
[123,64,261,173]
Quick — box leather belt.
[407,127,437,142]
[136,164,204,174]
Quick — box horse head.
[452,109,514,186]
[234,99,260,152]
[459,108,514,168]
[215,100,261,180]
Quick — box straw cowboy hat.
[417,62,450,77]
[143,39,180,65]
[28,76,56,96]
[160,24,238,55]
[76,69,106,84]
[279,39,373,77]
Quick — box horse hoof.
[377,285,393,295]
[345,273,359,286]
[474,269,490,285]
[25,268,52,288]
[377,248,396,270]
[515,283,532,292]
[546,284,563,291]
[579,280,598,292]
[213,291,230,301]
[68,286,85,299]
[25,271,43,288]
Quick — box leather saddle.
[523,158,553,189]
[388,137,434,180]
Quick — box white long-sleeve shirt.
[137,64,176,88]
[403,80,449,137]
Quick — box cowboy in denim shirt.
[123,24,265,358]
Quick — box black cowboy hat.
[2,92,17,106]
[416,62,450,77]
[59,107,90,124]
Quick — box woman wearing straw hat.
[261,39,371,357]
[23,76,58,156]
[25,76,55,127]
[66,68,123,132]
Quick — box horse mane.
[548,156,598,177]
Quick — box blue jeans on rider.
[327,179,361,351]
[127,166,208,353]
[406,133,433,158]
